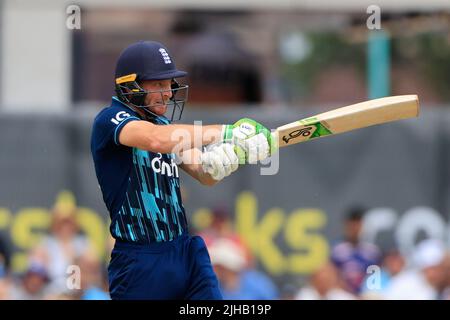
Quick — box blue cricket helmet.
[114,41,188,121]
[115,40,187,81]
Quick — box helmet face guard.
[115,74,188,121]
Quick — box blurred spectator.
[209,237,278,300]
[440,254,450,300]
[360,248,406,299]
[30,203,91,295]
[199,205,252,263]
[384,238,448,300]
[0,233,11,273]
[279,283,299,300]
[0,254,6,278]
[44,292,77,300]
[209,237,245,298]
[0,254,11,300]
[199,206,236,242]
[382,248,406,278]
[240,268,279,300]
[330,207,381,294]
[295,262,356,300]
[0,277,12,300]
[10,262,51,300]
[199,206,278,299]
[74,249,109,300]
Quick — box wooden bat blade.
[274,95,419,148]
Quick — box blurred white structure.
[68,0,450,11]
[1,0,449,111]
[1,0,71,112]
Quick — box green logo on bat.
[299,117,319,125]
[282,122,333,144]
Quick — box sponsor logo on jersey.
[111,111,131,125]
[151,153,179,178]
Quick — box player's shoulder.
[93,98,139,126]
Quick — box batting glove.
[222,118,273,164]
[201,143,239,181]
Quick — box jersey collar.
[111,96,170,125]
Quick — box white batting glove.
[200,143,239,181]
[242,132,270,164]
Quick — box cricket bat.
[273,95,419,148]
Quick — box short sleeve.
[92,105,141,149]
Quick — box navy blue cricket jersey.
[91,97,188,244]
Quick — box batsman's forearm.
[148,124,223,154]
[179,151,218,186]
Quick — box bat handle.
[270,130,279,154]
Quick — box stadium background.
[0,0,449,299]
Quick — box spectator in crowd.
[330,207,381,294]
[209,237,278,300]
[295,262,356,300]
[381,248,406,279]
[360,248,406,299]
[279,283,299,300]
[198,205,240,244]
[74,249,109,300]
[440,253,450,300]
[10,262,51,300]
[30,201,91,295]
[0,253,11,300]
[201,205,280,298]
[0,233,11,274]
[198,206,253,262]
[0,253,6,278]
[384,238,448,300]
[0,278,11,300]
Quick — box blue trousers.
[108,234,223,300]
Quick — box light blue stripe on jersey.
[126,193,145,237]
[153,171,160,199]
[115,221,122,238]
[133,148,169,242]
[140,191,163,242]
[134,149,151,193]
[127,224,136,241]
[129,205,135,216]
[169,179,182,212]
[135,208,145,237]
[162,208,173,240]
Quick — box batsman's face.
[140,79,173,116]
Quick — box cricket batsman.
[90,40,273,299]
